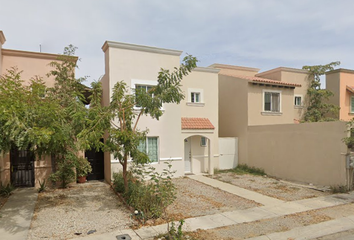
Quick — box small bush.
[113,162,176,221]
[49,152,77,188]
[37,179,47,193]
[0,183,15,197]
[331,185,349,193]
[215,164,265,176]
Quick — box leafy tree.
[0,68,60,155]
[105,55,198,191]
[0,45,106,188]
[302,61,340,122]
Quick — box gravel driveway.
[166,177,260,219]
[28,181,134,240]
[211,172,330,201]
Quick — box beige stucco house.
[326,68,354,121]
[101,41,220,182]
[210,63,309,165]
[0,30,67,187]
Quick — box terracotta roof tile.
[220,73,301,87]
[181,117,215,130]
[346,85,354,93]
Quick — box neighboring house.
[0,30,75,188]
[326,68,354,121]
[101,41,219,183]
[210,63,309,165]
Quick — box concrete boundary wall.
[247,121,348,186]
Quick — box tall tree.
[105,55,198,191]
[302,61,340,122]
[0,45,106,187]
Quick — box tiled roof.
[346,85,354,93]
[220,73,301,87]
[181,117,215,130]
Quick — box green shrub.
[0,183,15,197]
[76,156,92,177]
[49,152,77,188]
[331,185,349,193]
[215,164,265,176]
[112,162,176,220]
[37,179,47,193]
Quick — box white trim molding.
[102,41,183,56]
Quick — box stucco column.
[208,138,214,175]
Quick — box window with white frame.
[294,95,302,107]
[187,88,204,105]
[351,96,354,113]
[191,92,200,103]
[263,91,281,112]
[137,137,159,162]
[135,84,153,107]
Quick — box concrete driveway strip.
[0,188,38,240]
[188,175,284,206]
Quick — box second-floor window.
[191,92,200,103]
[294,96,302,106]
[264,91,280,112]
[135,84,153,107]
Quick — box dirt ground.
[166,178,260,220]
[28,181,134,240]
[211,172,330,201]
[186,203,354,240]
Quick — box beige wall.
[218,75,249,164]
[1,49,60,87]
[247,84,295,126]
[247,121,348,186]
[326,72,340,115]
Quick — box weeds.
[38,179,47,193]
[113,161,176,221]
[330,185,349,193]
[0,183,15,197]
[215,164,266,176]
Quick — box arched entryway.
[184,135,212,175]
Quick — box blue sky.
[1,0,354,86]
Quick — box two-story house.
[326,68,354,121]
[101,41,219,182]
[210,63,309,165]
[0,30,69,187]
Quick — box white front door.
[184,138,191,173]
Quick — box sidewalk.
[132,175,354,239]
[0,188,38,240]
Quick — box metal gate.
[10,148,35,187]
[219,137,238,170]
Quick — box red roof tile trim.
[346,85,354,93]
[220,73,301,87]
[181,117,215,130]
